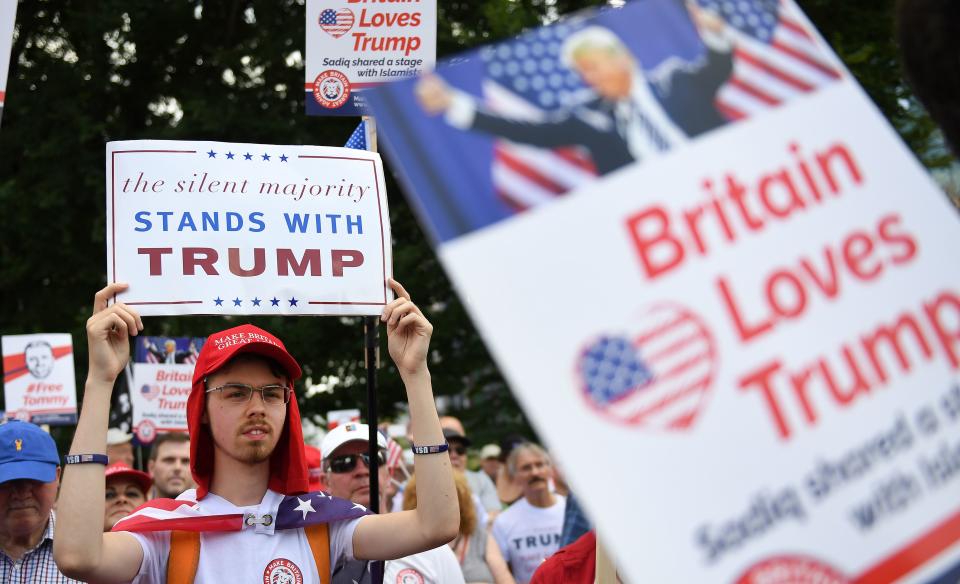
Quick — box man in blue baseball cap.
[0,420,77,583]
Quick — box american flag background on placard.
[477,21,598,212]
[694,0,842,119]
[475,0,839,212]
[577,304,717,430]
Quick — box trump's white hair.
[561,25,632,68]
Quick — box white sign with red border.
[2,333,77,425]
[105,140,393,317]
[305,0,436,116]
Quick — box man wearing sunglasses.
[55,280,459,583]
[322,422,464,584]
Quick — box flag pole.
[362,114,385,584]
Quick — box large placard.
[305,0,436,115]
[368,1,960,582]
[2,333,77,425]
[106,140,392,316]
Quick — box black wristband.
[411,442,449,455]
[65,454,109,465]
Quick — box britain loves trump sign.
[105,140,392,317]
[367,0,960,582]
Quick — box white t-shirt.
[491,495,565,584]
[383,544,465,584]
[131,489,361,583]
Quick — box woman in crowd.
[102,462,152,532]
[405,473,516,584]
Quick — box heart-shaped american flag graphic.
[141,384,160,402]
[319,8,355,38]
[577,303,717,430]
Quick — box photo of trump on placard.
[366,0,842,243]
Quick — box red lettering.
[277,249,323,276]
[842,232,881,281]
[877,213,918,265]
[183,247,219,275]
[227,248,265,277]
[738,360,791,439]
[716,276,773,342]
[138,248,173,275]
[924,291,960,369]
[331,250,364,276]
[626,207,685,280]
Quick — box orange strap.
[167,530,201,584]
[164,524,330,583]
[306,523,331,584]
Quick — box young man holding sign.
[54,280,458,583]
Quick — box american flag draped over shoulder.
[478,22,598,213]
[696,0,842,119]
[112,490,370,533]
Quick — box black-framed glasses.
[205,383,292,406]
[326,451,387,474]
[449,444,467,456]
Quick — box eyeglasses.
[326,451,387,474]
[205,383,292,405]
[449,444,467,456]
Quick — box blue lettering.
[178,212,197,232]
[202,212,219,231]
[284,213,309,233]
[134,211,152,232]
[346,214,363,235]
[249,212,265,233]
[327,213,341,234]
[157,211,174,231]
[226,212,242,232]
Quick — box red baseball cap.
[105,462,152,494]
[187,324,308,499]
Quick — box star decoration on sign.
[226,152,235,160]
[270,297,280,306]
[252,297,261,307]
[262,153,271,161]
[244,152,253,160]
[207,150,216,158]
[288,297,298,307]
[214,297,224,306]
[232,297,242,307]
[279,154,288,162]
[294,497,316,521]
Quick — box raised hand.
[86,283,143,385]
[381,279,433,377]
[414,74,454,115]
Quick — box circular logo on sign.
[576,303,717,430]
[395,569,425,584]
[735,556,848,584]
[134,420,156,443]
[263,558,303,584]
[312,70,350,109]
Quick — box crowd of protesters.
[0,280,599,584]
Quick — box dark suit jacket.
[470,47,734,175]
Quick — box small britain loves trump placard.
[106,140,392,316]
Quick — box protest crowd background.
[1,0,958,583]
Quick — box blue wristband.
[65,454,109,465]
[411,443,449,455]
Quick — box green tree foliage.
[0,0,952,451]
